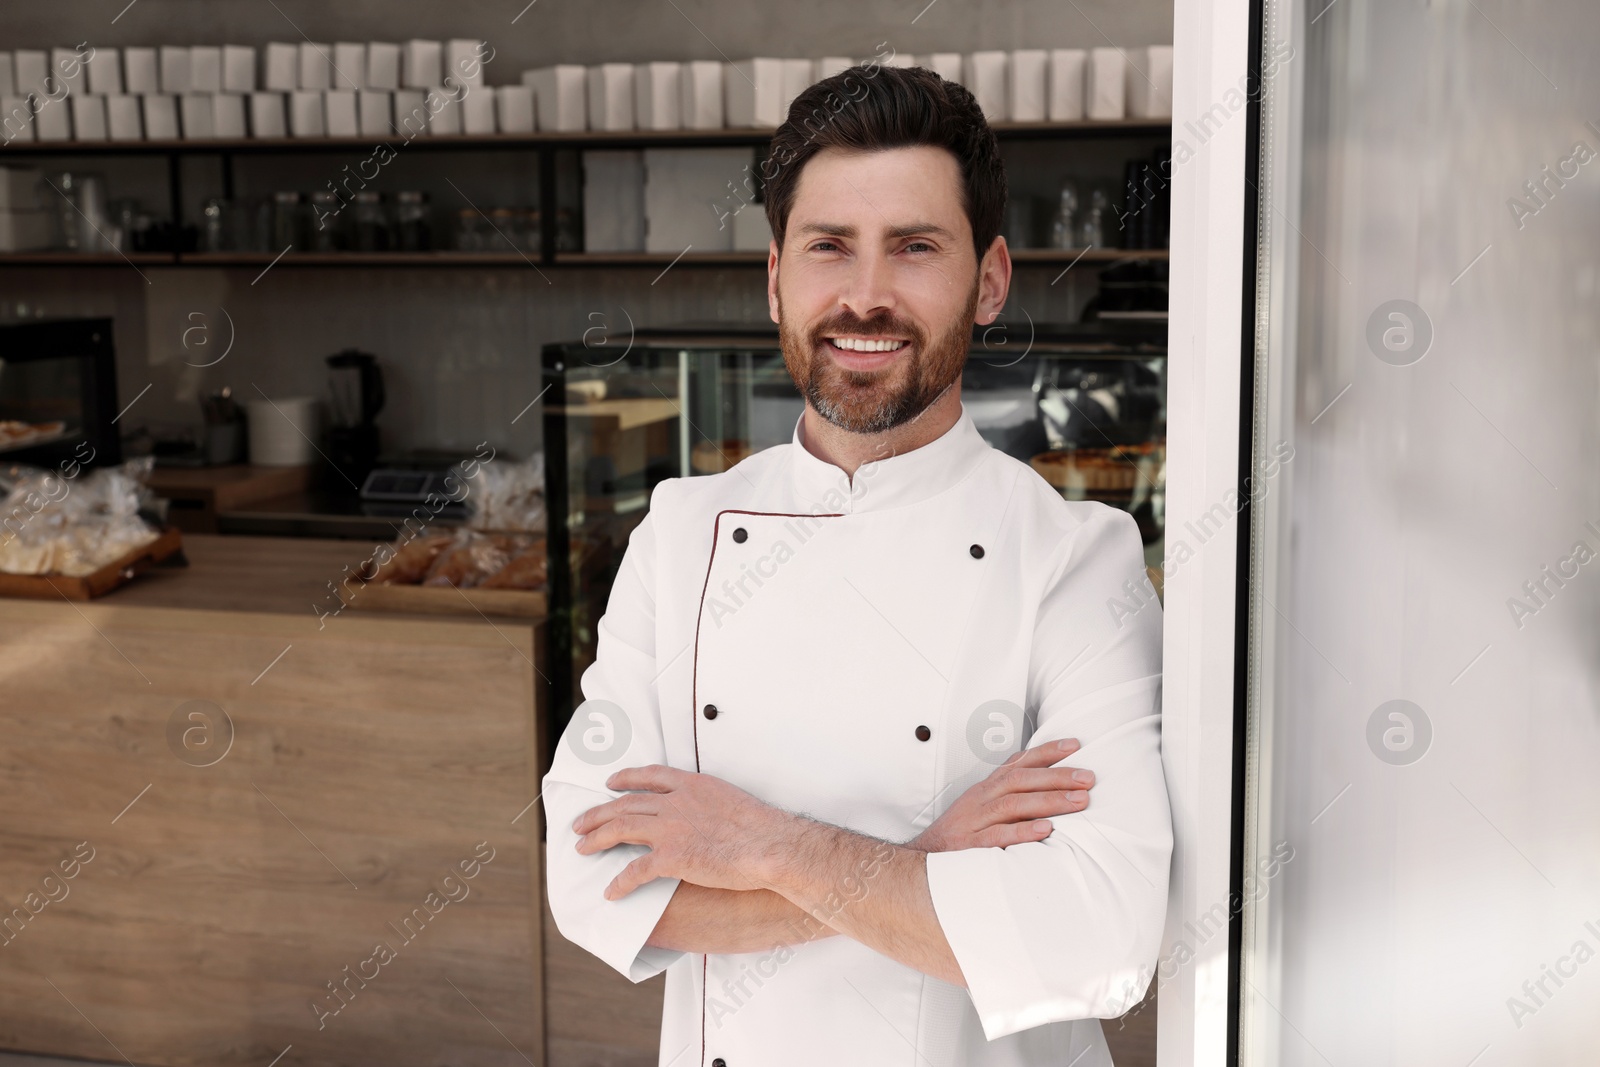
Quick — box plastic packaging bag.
[464,452,546,533]
[0,458,161,576]
[421,529,514,588]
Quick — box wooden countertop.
[104,532,379,616]
[0,530,549,1067]
[146,463,311,503]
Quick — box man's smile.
[822,335,913,372]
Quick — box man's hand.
[909,737,1094,852]
[579,739,1096,902]
[574,765,790,900]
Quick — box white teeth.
[829,337,907,352]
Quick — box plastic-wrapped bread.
[383,533,453,583]
[0,458,161,576]
[479,538,548,590]
[465,454,546,532]
[422,530,512,588]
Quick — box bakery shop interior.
[4,0,1596,1064]
[0,0,1182,1064]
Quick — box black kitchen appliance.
[322,348,384,494]
[0,316,123,471]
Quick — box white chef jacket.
[542,402,1172,1067]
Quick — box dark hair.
[760,64,1007,262]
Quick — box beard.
[777,281,977,435]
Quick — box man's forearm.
[760,816,965,987]
[645,881,840,955]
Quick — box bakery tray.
[337,535,547,620]
[0,526,187,601]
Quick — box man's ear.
[767,239,782,324]
[976,235,1013,324]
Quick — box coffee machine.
[323,348,384,494]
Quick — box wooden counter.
[146,465,313,534]
[0,535,548,1067]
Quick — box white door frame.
[1159,0,1255,1064]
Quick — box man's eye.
[811,240,841,252]
[904,241,934,254]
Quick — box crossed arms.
[570,737,1099,985]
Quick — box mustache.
[809,315,923,343]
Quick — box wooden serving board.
[0,525,186,600]
[340,579,547,619]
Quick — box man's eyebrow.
[792,221,959,241]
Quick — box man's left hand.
[573,765,793,900]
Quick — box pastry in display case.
[339,453,550,618]
[538,322,1167,743]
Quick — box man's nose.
[837,249,898,322]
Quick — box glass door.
[1240,0,1600,1063]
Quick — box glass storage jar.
[270,191,304,250]
[518,208,542,254]
[201,198,228,252]
[452,208,484,252]
[395,191,431,252]
[308,191,342,252]
[485,208,516,252]
[352,191,390,252]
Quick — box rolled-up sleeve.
[541,504,687,983]
[925,504,1172,1040]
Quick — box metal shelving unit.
[0,119,1173,269]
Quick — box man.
[542,64,1171,1067]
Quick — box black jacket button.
[969,544,984,559]
[703,704,719,720]
[915,725,931,741]
[732,527,748,543]
[712,1059,727,1067]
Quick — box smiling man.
[542,65,1172,1067]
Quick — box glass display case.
[540,322,1167,740]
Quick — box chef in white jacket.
[542,63,1171,1067]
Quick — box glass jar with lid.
[1077,188,1108,250]
[487,208,517,252]
[50,171,108,252]
[270,190,304,250]
[1050,181,1079,250]
[453,208,484,252]
[395,191,431,252]
[201,197,229,252]
[308,191,343,252]
[511,208,541,254]
[108,198,140,252]
[352,190,390,252]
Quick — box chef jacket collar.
[788,401,990,515]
